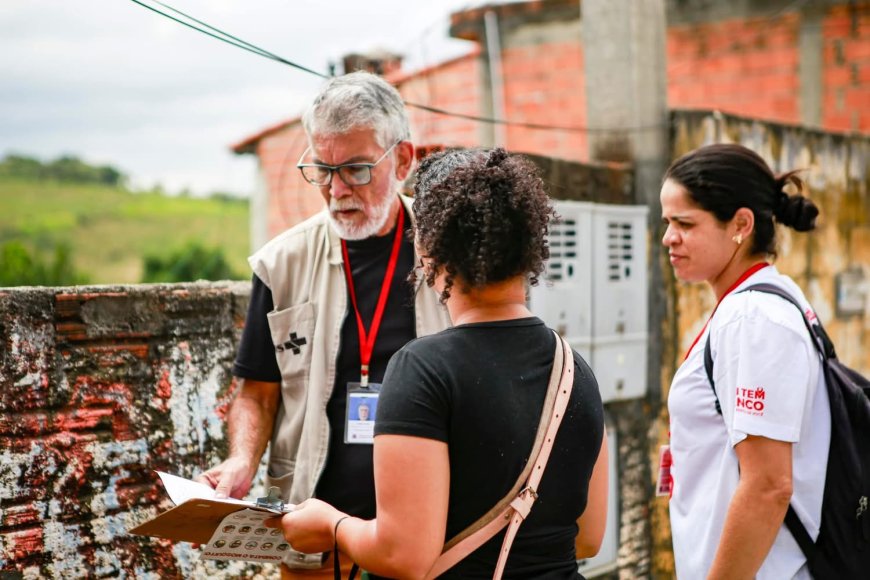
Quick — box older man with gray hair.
[198,71,450,577]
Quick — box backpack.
[703,282,870,579]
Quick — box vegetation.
[0,154,250,286]
[0,241,90,286]
[0,154,126,187]
[142,242,241,283]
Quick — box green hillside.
[0,176,250,284]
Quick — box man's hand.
[197,378,280,499]
[196,456,257,499]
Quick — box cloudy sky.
[0,0,490,195]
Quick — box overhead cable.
[128,0,662,134]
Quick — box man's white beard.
[328,184,398,240]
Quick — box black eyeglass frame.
[296,140,402,186]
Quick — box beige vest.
[249,193,450,519]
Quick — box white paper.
[156,471,253,509]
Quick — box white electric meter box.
[529,201,648,402]
[528,201,593,361]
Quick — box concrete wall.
[0,283,278,579]
[649,110,870,577]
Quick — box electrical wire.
[129,0,823,135]
[129,0,330,79]
[128,0,663,134]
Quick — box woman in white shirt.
[661,143,830,579]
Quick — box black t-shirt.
[233,210,417,519]
[375,318,603,579]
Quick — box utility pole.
[582,0,669,575]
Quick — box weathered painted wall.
[650,110,870,577]
[0,283,279,579]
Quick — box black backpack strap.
[785,505,817,566]
[704,282,825,564]
[739,283,829,566]
[704,335,723,416]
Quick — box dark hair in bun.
[664,143,819,257]
[773,172,819,232]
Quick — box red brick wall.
[502,41,587,161]
[396,53,483,148]
[255,123,321,241]
[667,5,870,132]
[667,13,802,124]
[822,4,870,131]
[250,2,869,238]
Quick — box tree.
[141,242,241,283]
[0,241,90,287]
[0,153,127,187]
[0,154,42,180]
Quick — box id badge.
[656,444,673,498]
[345,382,380,445]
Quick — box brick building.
[232,0,869,246]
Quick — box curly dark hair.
[412,147,555,303]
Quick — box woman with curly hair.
[269,148,608,579]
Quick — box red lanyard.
[683,262,770,361]
[340,208,405,387]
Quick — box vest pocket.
[267,302,315,384]
[266,455,296,503]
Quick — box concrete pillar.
[582,0,668,405]
[799,4,825,128]
[582,1,669,574]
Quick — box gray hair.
[302,71,410,147]
[414,148,486,198]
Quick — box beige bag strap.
[425,332,574,579]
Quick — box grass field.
[0,177,251,284]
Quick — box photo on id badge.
[345,383,380,444]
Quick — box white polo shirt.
[668,265,830,579]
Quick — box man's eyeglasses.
[297,140,401,187]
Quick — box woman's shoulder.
[570,348,597,384]
[391,329,460,370]
[715,274,812,339]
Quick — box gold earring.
[732,233,743,245]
